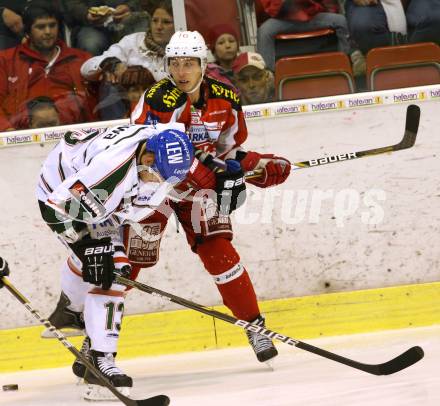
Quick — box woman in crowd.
[81,0,174,119]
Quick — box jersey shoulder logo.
[207,78,241,107]
[144,79,186,112]
[64,129,100,146]
[69,181,106,219]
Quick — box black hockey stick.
[245,104,420,178]
[115,275,424,376]
[0,273,170,406]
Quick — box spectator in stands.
[27,96,61,128]
[232,51,274,105]
[206,24,240,88]
[257,0,366,76]
[63,0,147,56]
[0,2,26,50]
[81,0,174,119]
[1,2,67,51]
[345,0,440,54]
[0,3,96,131]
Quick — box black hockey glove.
[0,257,10,288]
[71,238,115,290]
[215,159,246,215]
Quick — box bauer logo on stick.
[309,152,357,166]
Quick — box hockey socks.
[197,238,260,321]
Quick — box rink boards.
[1,281,439,372]
[0,85,439,372]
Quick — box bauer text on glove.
[70,238,115,290]
[215,159,246,215]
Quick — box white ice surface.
[0,325,438,406]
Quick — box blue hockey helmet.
[145,128,194,183]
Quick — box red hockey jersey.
[131,77,248,159]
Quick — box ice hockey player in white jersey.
[37,123,193,400]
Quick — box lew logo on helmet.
[145,128,194,184]
[166,142,184,164]
[69,181,106,218]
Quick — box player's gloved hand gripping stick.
[70,237,115,290]
[70,237,132,290]
[0,257,9,288]
[214,159,246,215]
[187,154,247,215]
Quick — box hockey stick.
[115,104,420,224]
[0,275,170,406]
[244,104,420,178]
[115,275,424,376]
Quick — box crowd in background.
[0,0,439,131]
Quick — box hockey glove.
[0,257,10,288]
[215,159,246,215]
[239,151,291,188]
[186,158,216,190]
[71,238,115,290]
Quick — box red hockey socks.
[197,238,260,321]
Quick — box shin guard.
[197,238,260,321]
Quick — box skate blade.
[83,384,130,401]
[41,327,84,339]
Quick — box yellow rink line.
[1,282,439,373]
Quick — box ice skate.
[83,350,132,401]
[41,291,84,338]
[246,315,278,366]
[72,336,91,380]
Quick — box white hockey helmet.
[165,31,208,91]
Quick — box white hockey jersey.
[37,123,185,226]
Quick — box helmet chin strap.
[185,74,204,95]
[167,72,204,95]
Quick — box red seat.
[184,0,242,49]
[275,28,335,41]
[275,28,338,60]
[275,52,355,101]
[366,42,440,91]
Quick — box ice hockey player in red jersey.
[131,30,291,363]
